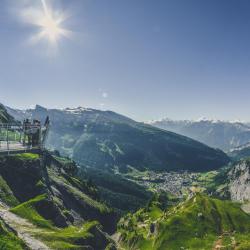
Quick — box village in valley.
[121,167,217,197]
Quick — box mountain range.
[149,118,250,151]
[6,105,229,172]
[228,142,250,160]
[4,104,231,213]
[1,103,250,249]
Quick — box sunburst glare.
[19,0,72,48]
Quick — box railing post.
[19,127,22,143]
[6,124,9,154]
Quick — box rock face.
[228,160,250,201]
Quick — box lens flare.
[37,0,70,45]
[20,0,72,48]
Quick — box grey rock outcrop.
[228,160,250,201]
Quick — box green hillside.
[79,167,152,213]
[0,221,26,250]
[0,152,116,249]
[118,193,250,250]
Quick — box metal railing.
[0,122,49,154]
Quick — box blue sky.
[0,0,250,121]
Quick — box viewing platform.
[0,118,49,155]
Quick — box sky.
[0,0,250,122]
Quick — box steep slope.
[118,193,250,250]
[78,167,152,213]
[149,118,250,151]
[0,104,15,123]
[7,105,229,172]
[0,152,117,249]
[0,219,26,250]
[205,159,250,203]
[0,204,50,250]
[226,159,250,202]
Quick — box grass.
[14,153,40,161]
[53,155,73,165]
[234,233,250,249]
[10,194,53,229]
[0,175,19,206]
[38,221,99,249]
[10,194,109,249]
[119,193,250,250]
[49,169,111,214]
[0,221,27,250]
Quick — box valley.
[116,168,199,197]
[0,104,250,250]
[2,1,250,249]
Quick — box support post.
[6,125,9,154]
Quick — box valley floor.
[119,168,218,198]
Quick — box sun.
[26,0,71,47]
[40,13,62,44]
[37,0,69,45]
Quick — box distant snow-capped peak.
[149,117,248,125]
[64,107,94,114]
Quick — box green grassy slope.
[79,167,152,213]
[0,152,117,249]
[118,193,250,250]
[0,220,26,250]
[10,194,112,249]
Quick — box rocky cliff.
[227,159,250,201]
[0,152,117,249]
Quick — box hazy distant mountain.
[7,105,229,172]
[149,118,250,151]
[228,142,250,160]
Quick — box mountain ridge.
[149,117,250,151]
[5,104,230,172]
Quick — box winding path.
[0,203,50,250]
